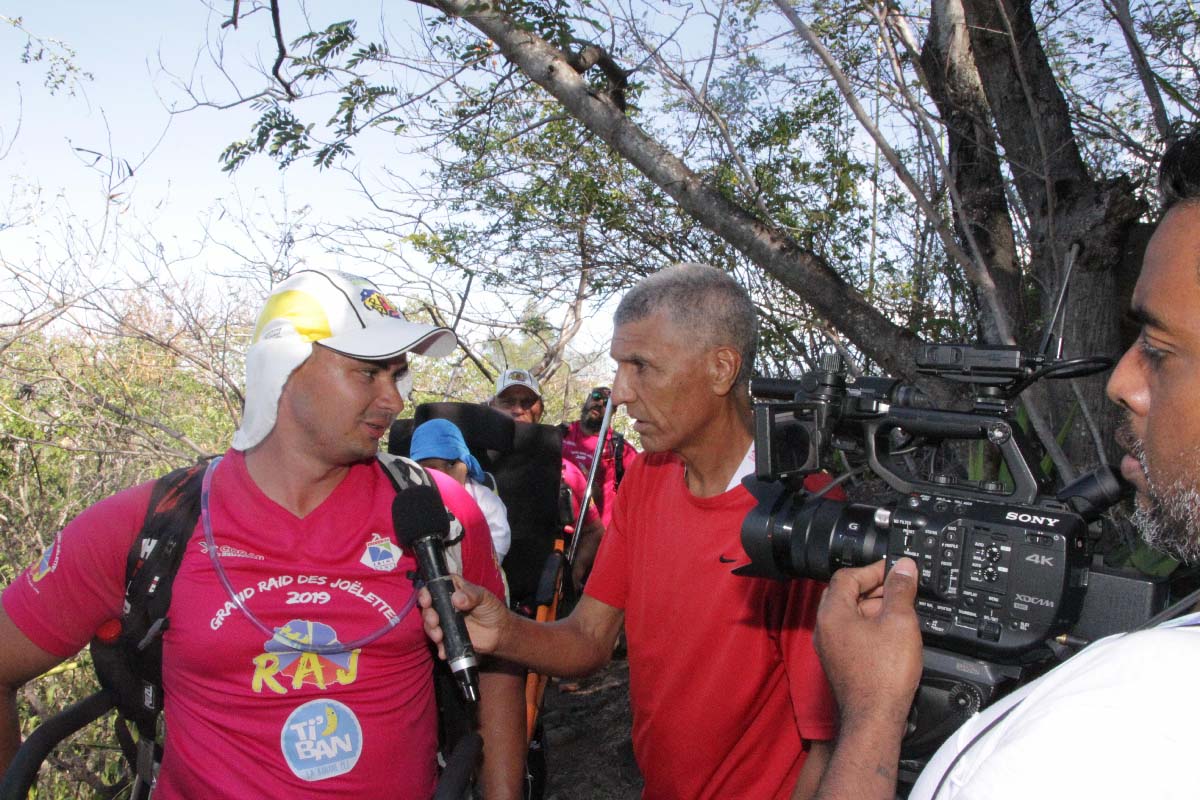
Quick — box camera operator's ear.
[708,345,742,397]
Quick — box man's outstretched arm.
[421,579,624,678]
[812,559,923,800]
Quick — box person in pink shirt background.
[560,386,639,531]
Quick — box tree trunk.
[921,0,1025,342]
[960,0,1145,469]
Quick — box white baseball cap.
[233,269,457,450]
[494,367,542,399]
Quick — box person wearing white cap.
[488,368,606,592]
[0,269,526,799]
[490,368,544,424]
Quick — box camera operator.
[812,128,1200,799]
[428,263,843,799]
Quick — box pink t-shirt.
[3,450,504,799]
[585,452,838,800]
[560,458,601,528]
[561,421,638,528]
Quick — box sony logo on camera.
[1003,511,1062,527]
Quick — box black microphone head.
[392,481,450,546]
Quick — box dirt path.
[541,656,643,800]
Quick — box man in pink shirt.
[560,386,639,530]
[0,270,525,799]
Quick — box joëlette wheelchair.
[390,402,583,800]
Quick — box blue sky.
[0,2,414,280]
[6,4,259,203]
[0,2,618,362]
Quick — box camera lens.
[740,484,888,581]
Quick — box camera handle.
[861,407,1040,505]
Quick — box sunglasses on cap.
[588,388,611,402]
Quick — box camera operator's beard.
[1128,436,1200,565]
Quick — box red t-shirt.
[3,450,504,799]
[585,452,838,800]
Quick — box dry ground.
[541,656,643,800]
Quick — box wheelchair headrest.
[389,402,515,469]
[388,402,571,604]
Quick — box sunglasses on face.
[588,389,611,402]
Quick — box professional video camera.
[737,343,1167,779]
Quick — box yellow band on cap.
[253,290,332,344]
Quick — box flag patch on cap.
[360,289,402,319]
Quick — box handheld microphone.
[393,483,480,703]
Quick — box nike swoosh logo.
[718,555,737,563]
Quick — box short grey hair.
[614,263,758,385]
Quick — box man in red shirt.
[429,263,838,799]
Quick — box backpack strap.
[122,464,207,658]
[376,452,434,492]
[610,431,626,489]
[375,454,464,575]
[376,453,482,783]
[89,461,207,799]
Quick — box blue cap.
[410,419,487,484]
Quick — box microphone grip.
[412,536,480,703]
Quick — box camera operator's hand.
[811,559,921,800]
[420,574,512,659]
[817,558,921,725]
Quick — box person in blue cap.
[411,418,512,563]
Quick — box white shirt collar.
[725,442,756,493]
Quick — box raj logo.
[280,699,363,782]
[252,620,361,695]
[360,289,402,319]
[30,536,62,583]
[360,533,403,572]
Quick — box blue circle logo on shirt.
[280,699,363,781]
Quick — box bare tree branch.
[1103,0,1171,142]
